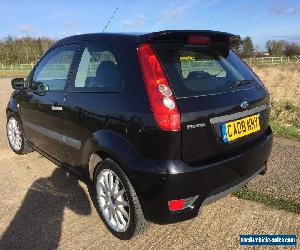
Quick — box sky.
[0,0,299,50]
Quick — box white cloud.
[58,31,68,37]
[58,31,81,38]
[122,15,146,28]
[163,7,183,20]
[271,0,300,15]
[162,0,220,21]
[18,24,34,33]
[64,20,75,28]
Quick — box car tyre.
[6,113,33,155]
[93,158,149,240]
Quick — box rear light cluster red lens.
[137,43,181,131]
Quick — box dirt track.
[0,78,299,249]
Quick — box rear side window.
[32,45,76,91]
[153,44,259,98]
[74,44,122,89]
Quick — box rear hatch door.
[151,32,270,164]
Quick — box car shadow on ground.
[0,167,91,249]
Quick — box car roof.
[54,30,238,47]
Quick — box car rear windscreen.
[152,43,260,98]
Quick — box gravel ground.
[249,137,300,203]
[0,78,299,249]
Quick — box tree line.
[265,40,300,57]
[0,35,299,65]
[232,36,300,58]
[0,36,55,65]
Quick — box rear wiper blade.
[231,79,255,88]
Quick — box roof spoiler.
[139,30,240,47]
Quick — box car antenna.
[102,7,119,32]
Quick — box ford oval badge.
[240,101,249,109]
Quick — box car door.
[63,41,123,167]
[20,44,78,162]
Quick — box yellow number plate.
[221,114,260,142]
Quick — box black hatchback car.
[6,30,273,239]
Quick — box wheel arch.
[6,107,12,116]
[82,130,141,181]
[6,97,20,118]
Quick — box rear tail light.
[137,43,181,131]
[188,35,210,45]
[168,196,199,212]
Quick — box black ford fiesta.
[6,30,273,239]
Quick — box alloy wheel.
[7,117,22,151]
[96,169,130,232]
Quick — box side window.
[32,45,77,91]
[74,44,121,89]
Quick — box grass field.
[252,64,300,139]
[1,63,299,139]
[0,70,28,78]
[252,64,300,106]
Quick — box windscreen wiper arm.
[231,79,255,88]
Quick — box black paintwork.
[7,30,273,224]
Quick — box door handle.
[51,105,63,111]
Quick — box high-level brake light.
[137,43,181,131]
[187,35,210,45]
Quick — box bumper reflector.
[168,196,199,212]
[168,199,185,211]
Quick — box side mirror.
[34,81,49,96]
[36,82,49,92]
[11,78,25,90]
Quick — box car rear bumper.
[127,131,273,224]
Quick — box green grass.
[270,121,300,140]
[0,70,29,78]
[270,101,300,140]
[233,187,300,214]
